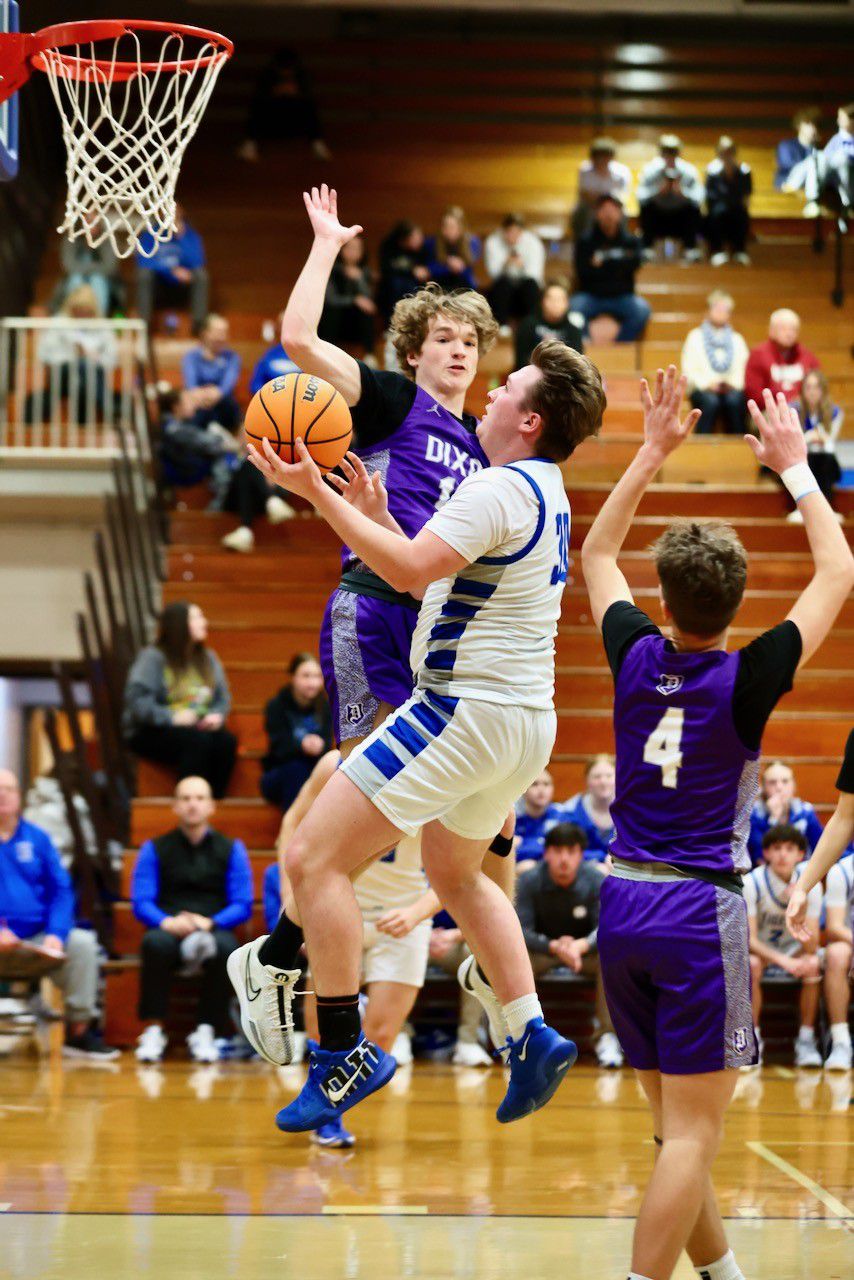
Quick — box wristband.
[780,462,819,503]
[488,831,514,859]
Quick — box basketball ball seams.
[257,387,282,451]
[289,375,300,452]
[303,386,341,442]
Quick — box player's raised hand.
[745,389,807,474]
[639,365,700,458]
[785,884,812,944]
[303,184,363,247]
[325,451,389,522]
[247,436,324,503]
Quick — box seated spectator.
[157,387,240,499]
[378,221,431,322]
[745,825,822,1068]
[680,290,749,434]
[0,768,118,1060]
[705,136,753,266]
[513,770,565,872]
[181,314,241,432]
[260,653,333,810]
[571,137,633,239]
[318,236,377,360]
[425,206,481,292]
[571,195,651,343]
[788,370,844,524]
[131,776,253,1064]
[136,205,209,333]
[483,214,545,331]
[744,309,819,406]
[27,284,116,424]
[516,823,622,1068]
[562,755,615,861]
[637,134,704,261]
[823,851,853,1071]
[748,760,824,866]
[775,109,820,193]
[822,101,853,209]
[514,278,584,371]
[220,454,295,554]
[429,907,493,1066]
[51,218,122,315]
[238,47,330,163]
[250,313,301,393]
[122,601,237,799]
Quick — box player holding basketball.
[230,338,605,1131]
[581,372,854,1280]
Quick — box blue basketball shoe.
[310,1114,357,1149]
[496,1017,577,1124]
[276,1035,396,1133]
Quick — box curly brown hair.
[652,519,748,638]
[525,340,606,462]
[389,283,498,379]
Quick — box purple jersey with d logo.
[610,635,760,876]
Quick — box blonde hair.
[796,369,835,432]
[389,283,498,378]
[435,205,474,267]
[585,754,615,777]
[61,284,102,317]
[706,289,734,310]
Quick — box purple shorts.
[598,874,758,1075]
[319,587,419,744]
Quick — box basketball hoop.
[0,19,233,257]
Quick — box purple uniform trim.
[598,875,757,1074]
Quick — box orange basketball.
[244,372,352,472]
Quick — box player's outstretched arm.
[581,366,700,629]
[280,184,365,406]
[746,391,854,668]
[787,791,854,941]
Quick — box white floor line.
[746,1141,853,1220]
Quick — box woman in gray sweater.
[123,602,237,798]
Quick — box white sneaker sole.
[226,943,294,1066]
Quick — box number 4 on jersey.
[643,707,684,789]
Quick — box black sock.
[258,913,304,970]
[316,994,361,1053]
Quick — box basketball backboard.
[0,0,19,180]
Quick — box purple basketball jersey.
[609,635,759,875]
[341,387,487,572]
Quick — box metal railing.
[0,316,148,449]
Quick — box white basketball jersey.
[744,863,821,957]
[411,459,570,710]
[355,832,427,921]
[825,854,854,915]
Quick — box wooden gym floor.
[0,1037,851,1280]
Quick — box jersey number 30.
[551,512,570,585]
[643,707,685,789]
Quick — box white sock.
[798,1025,816,1042]
[502,993,543,1042]
[696,1248,745,1280]
[830,1022,852,1047]
[628,1273,656,1280]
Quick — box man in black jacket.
[516,822,623,1067]
[261,655,334,810]
[570,195,651,343]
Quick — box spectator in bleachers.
[260,653,333,810]
[744,309,819,406]
[238,47,331,164]
[378,222,431,322]
[775,109,820,192]
[571,195,650,343]
[514,770,565,872]
[51,218,122,316]
[428,909,493,1067]
[425,206,481,292]
[220,454,296,554]
[516,823,622,1068]
[250,313,301,393]
[637,134,704,261]
[823,851,853,1071]
[705,136,753,266]
[514,278,584,371]
[0,768,118,1060]
[136,205,209,333]
[571,137,633,239]
[680,290,749,434]
[27,284,117,425]
[318,236,377,361]
[748,760,824,867]
[562,755,616,861]
[157,386,240,497]
[745,824,822,1068]
[181,314,241,432]
[131,775,253,1064]
[484,214,546,333]
[822,102,853,208]
[789,370,844,524]
[122,602,237,799]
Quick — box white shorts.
[342,687,556,841]
[361,917,431,989]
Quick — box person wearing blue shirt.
[425,206,481,291]
[136,204,209,332]
[182,315,242,431]
[0,769,118,1059]
[250,318,301,395]
[514,770,565,871]
[775,111,820,191]
[562,754,616,862]
[131,776,253,1064]
[263,862,283,934]
[748,759,824,866]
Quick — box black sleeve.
[601,601,661,680]
[348,360,418,450]
[732,621,803,752]
[836,728,854,794]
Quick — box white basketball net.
[40,29,229,259]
